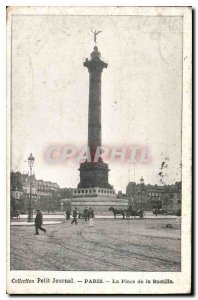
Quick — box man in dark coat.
[71,207,78,225]
[84,207,89,222]
[89,207,94,218]
[66,207,71,220]
[35,209,46,235]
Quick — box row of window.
[24,194,37,199]
[164,200,181,204]
[37,187,57,191]
[73,189,115,195]
[37,181,58,188]
[13,191,61,198]
[148,192,161,197]
[37,192,61,196]
[128,192,163,197]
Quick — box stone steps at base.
[71,202,128,206]
[71,197,128,202]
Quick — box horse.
[109,207,125,219]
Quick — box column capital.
[84,58,107,72]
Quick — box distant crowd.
[66,206,95,225]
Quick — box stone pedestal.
[71,187,128,215]
[78,161,112,189]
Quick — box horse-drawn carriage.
[152,208,166,216]
[109,206,146,219]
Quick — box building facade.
[36,180,61,212]
[126,181,182,214]
[10,171,62,213]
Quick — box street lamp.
[164,193,169,215]
[69,188,72,201]
[140,176,144,210]
[69,188,72,212]
[27,153,35,222]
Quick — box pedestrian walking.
[89,207,94,218]
[84,207,89,222]
[66,207,71,220]
[35,209,46,235]
[88,207,94,227]
[71,207,78,225]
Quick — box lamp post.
[69,188,72,211]
[140,176,144,210]
[164,193,169,215]
[27,153,35,222]
[69,188,72,201]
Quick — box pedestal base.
[78,161,113,189]
[71,194,128,216]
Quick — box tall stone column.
[84,46,107,160]
[78,46,112,189]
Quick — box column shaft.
[88,70,102,160]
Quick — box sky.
[11,14,183,192]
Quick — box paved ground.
[10,218,181,272]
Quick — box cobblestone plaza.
[10,218,181,272]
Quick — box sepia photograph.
[6,6,192,294]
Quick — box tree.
[158,154,170,214]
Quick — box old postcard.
[7,6,192,294]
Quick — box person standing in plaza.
[89,206,94,218]
[66,207,71,220]
[71,207,78,225]
[35,209,46,235]
[84,206,89,222]
[88,207,94,227]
